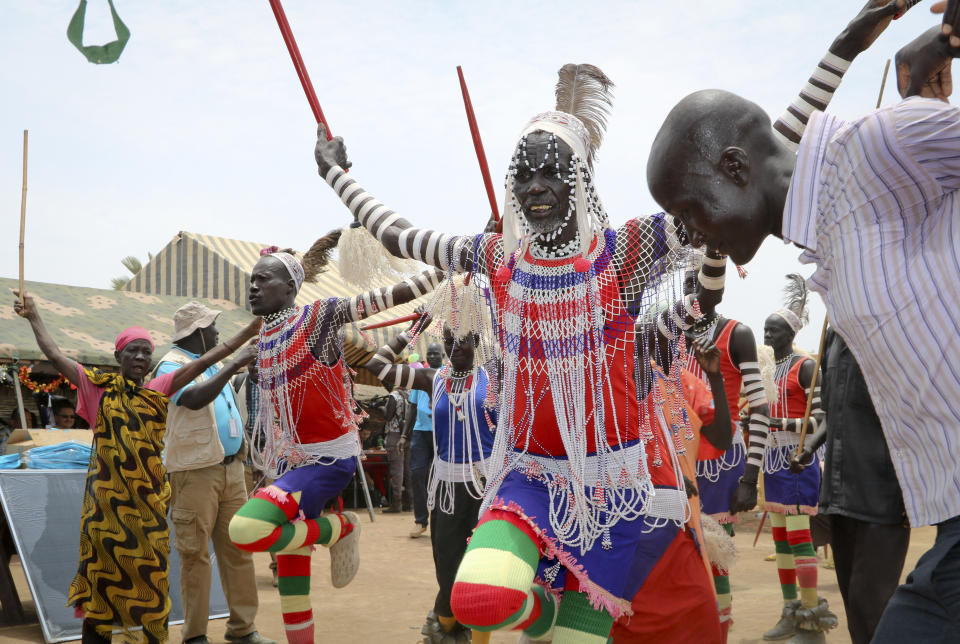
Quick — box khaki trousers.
[170,459,259,640]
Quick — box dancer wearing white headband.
[314,63,709,643]
[228,239,442,644]
[757,274,832,643]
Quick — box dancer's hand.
[896,26,956,99]
[315,123,351,176]
[408,305,433,335]
[692,337,721,376]
[832,0,910,61]
[730,478,758,513]
[13,291,36,321]
[789,445,815,474]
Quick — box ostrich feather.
[782,273,810,325]
[554,63,614,162]
[302,229,342,283]
[702,514,738,573]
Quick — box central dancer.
[314,65,701,643]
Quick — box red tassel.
[495,266,512,282]
[573,257,590,273]
[736,265,748,279]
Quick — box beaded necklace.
[773,352,796,419]
[251,301,361,478]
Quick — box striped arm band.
[773,52,851,151]
[740,363,767,408]
[746,412,770,469]
[324,165,453,267]
[389,365,416,390]
[698,254,726,291]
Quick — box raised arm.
[14,293,82,388]
[315,127,490,274]
[774,0,911,150]
[168,319,261,394]
[728,323,773,513]
[364,316,436,393]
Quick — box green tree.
[110,253,152,290]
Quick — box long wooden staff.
[795,58,890,458]
[268,0,333,138]
[457,66,499,224]
[360,312,419,331]
[19,130,28,304]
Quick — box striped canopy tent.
[0,277,256,367]
[122,231,433,386]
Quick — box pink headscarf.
[115,326,155,352]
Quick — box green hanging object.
[66,0,130,64]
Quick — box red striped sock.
[278,549,313,644]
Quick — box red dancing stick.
[360,312,420,331]
[457,66,499,222]
[268,0,332,139]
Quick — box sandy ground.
[0,511,935,644]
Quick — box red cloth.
[260,302,356,444]
[771,358,809,420]
[681,369,715,426]
[690,319,744,462]
[610,528,721,643]
[114,325,155,352]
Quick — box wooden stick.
[795,60,889,458]
[18,130,28,304]
[753,510,767,548]
[794,316,829,457]
[268,0,332,137]
[877,59,891,109]
[457,66,499,223]
[359,312,419,331]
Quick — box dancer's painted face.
[513,131,575,240]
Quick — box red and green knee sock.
[449,510,613,642]
[785,514,818,609]
[450,511,556,637]
[712,522,734,625]
[771,512,798,603]
[553,588,615,644]
[770,512,817,608]
[276,547,313,644]
[228,488,353,553]
[228,488,354,644]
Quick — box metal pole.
[355,455,376,522]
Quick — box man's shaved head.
[647,89,795,264]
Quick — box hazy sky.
[0,1,942,349]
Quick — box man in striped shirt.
[647,18,960,643]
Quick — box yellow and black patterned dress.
[68,368,174,642]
